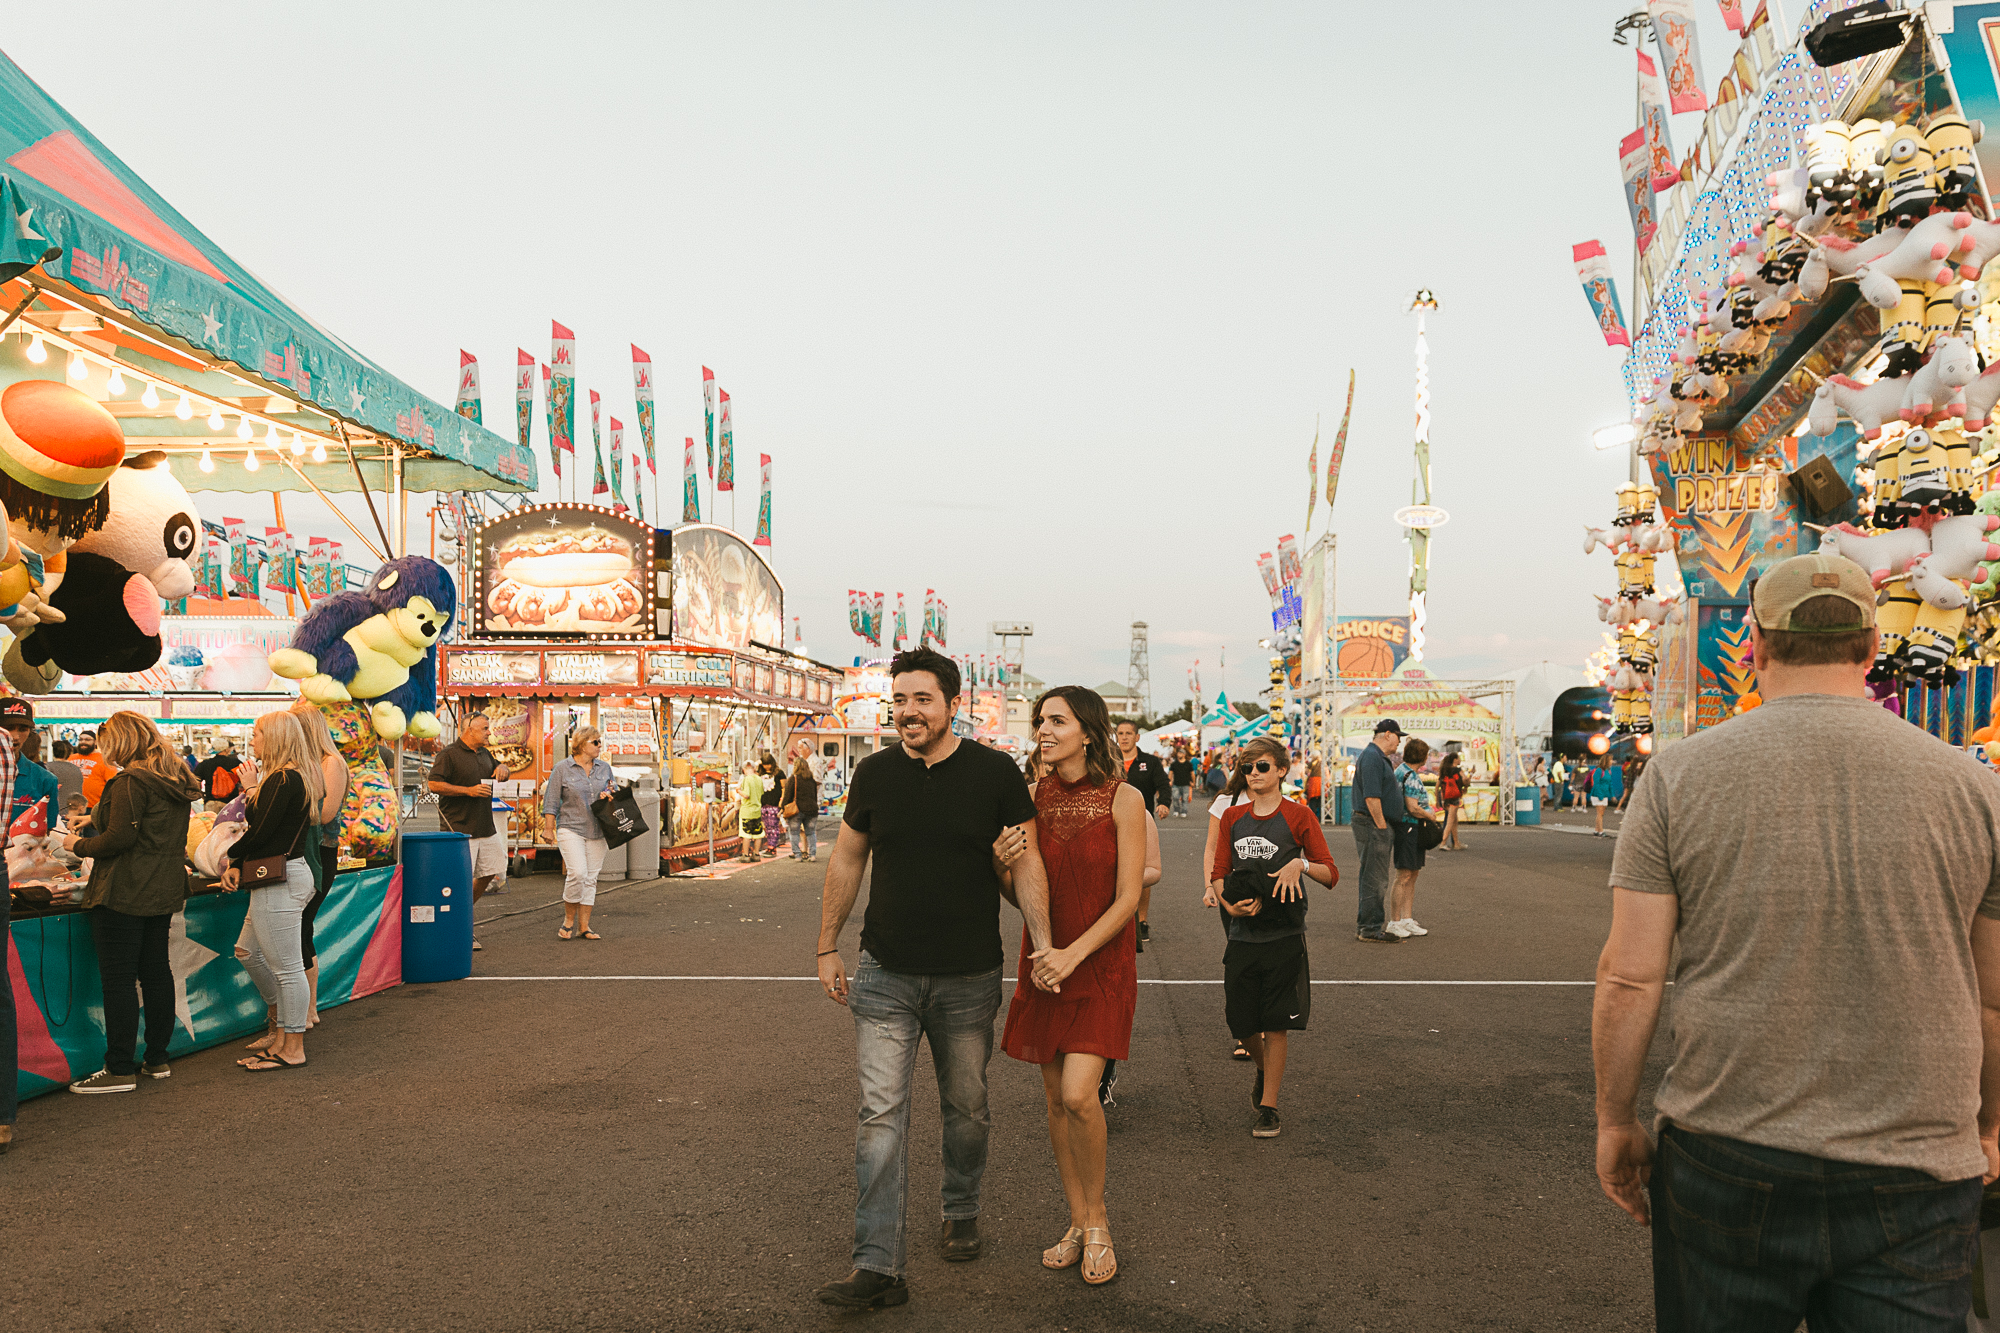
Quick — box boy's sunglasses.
[1237,760,1276,774]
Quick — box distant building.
[1094,679,1143,719]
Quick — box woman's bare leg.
[1056,1053,1110,1229]
[1041,1060,1087,1228]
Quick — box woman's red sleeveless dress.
[1000,771,1136,1065]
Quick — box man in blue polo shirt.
[1351,718,1404,943]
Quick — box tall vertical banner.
[1326,369,1354,511]
[1305,416,1319,536]
[701,366,716,479]
[869,592,885,647]
[455,351,481,424]
[608,417,627,512]
[1648,0,1709,114]
[550,322,577,497]
[1573,241,1633,347]
[848,589,861,639]
[540,363,562,485]
[1636,51,1679,192]
[717,390,735,492]
[923,589,936,648]
[630,345,657,516]
[754,454,772,547]
[894,593,908,649]
[1620,128,1657,254]
[936,599,948,651]
[1256,551,1281,607]
[1714,0,1744,33]
[515,349,534,454]
[682,437,701,523]
[589,390,609,499]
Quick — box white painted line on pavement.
[465,975,1597,986]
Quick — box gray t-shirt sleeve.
[1983,789,2000,920]
[1608,763,1675,896]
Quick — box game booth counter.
[1328,670,1522,826]
[447,507,839,874]
[1599,5,2000,758]
[0,39,544,1100]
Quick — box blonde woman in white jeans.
[544,726,614,941]
[224,711,323,1072]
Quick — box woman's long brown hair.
[1031,686,1119,786]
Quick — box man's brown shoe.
[815,1269,909,1308]
[940,1217,982,1261]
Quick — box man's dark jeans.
[1,875,15,1125]
[90,906,175,1076]
[1651,1123,1982,1332]
[1351,823,1393,936]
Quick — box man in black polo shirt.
[815,648,1052,1310]
[1113,720,1170,947]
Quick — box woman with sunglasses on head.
[997,686,1144,1287]
[1208,735,1338,1138]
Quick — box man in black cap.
[1350,719,1403,943]
[0,698,56,828]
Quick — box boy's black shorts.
[1223,934,1310,1039]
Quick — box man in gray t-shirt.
[1593,553,2000,1330]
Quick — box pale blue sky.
[3,2,1739,704]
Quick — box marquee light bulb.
[198,449,214,473]
[24,331,44,363]
[243,448,259,472]
[175,393,193,420]
[67,353,85,381]
[207,406,225,430]
[236,416,253,440]
[140,382,160,409]
[106,367,125,394]
[264,421,280,444]
[311,442,327,463]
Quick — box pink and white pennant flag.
[455,351,481,424]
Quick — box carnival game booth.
[1332,670,1521,826]
[447,508,838,873]
[0,40,536,1100]
[1602,8,2000,755]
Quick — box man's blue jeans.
[1352,823,1393,936]
[1651,1123,1982,1332]
[847,952,1001,1278]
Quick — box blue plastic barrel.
[1514,784,1542,826]
[402,830,473,983]
[1334,784,1353,826]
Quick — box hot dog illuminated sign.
[473,503,658,641]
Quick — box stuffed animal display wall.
[268,556,458,741]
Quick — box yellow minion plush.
[1847,118,1888,213]
[1874,575,1922,678]
[1615,549,1655,597]
[1925,112,1984,211]
[1876,122,1938,227]
[1880,278,1931,375]
[1905,600,1968,683]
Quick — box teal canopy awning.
[0,48,536,495]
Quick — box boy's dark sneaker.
[1252,1106,1282,1138]
[815,1270,909,1308]
[1356,931,1401,943]
[1139,922,1150,944]
[141,1061,170,1080]
[69,1070,136,1094]
[940,1217,981,1261]
[1252,1069,1263,1108]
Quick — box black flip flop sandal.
[580,928,602,940]
[557,925,577,940]
[242,1053,306,1073]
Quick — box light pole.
[1407,289,1438,667]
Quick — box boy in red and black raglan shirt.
[1211,792,1338,1139]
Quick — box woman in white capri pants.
[543,726,615,941]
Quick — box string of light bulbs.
[17,320,336,472]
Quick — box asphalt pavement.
[3,815,1666,1332]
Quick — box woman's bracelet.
[817,948,839,957]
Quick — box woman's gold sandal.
[1082,1228,1117,1285]
[1041,1226,1085,1269]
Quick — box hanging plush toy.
[268,555,458,741]
[1809,373,1914,439]
[1904,598,1966,683]
[1614,549,1655,597]
[1876,122,1939,228]
[1848,118,1889,213]
[1799,228,1900,301]
[1873,575,1923,680]
[1903,335,1979,423]
[1926,112,1984,211]
[66,452,201,598]
[0,380,123,631]
[1875,278,1932,377]
[1816,521,1928,584]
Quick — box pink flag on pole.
[1648,0,1709,114]
[1636,51,1678,193]
[1715,0,1744,32]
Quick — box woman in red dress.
[1000,685,1145,1286]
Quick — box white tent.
[1503,662,1589,745]
[1139,719,1198,755]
